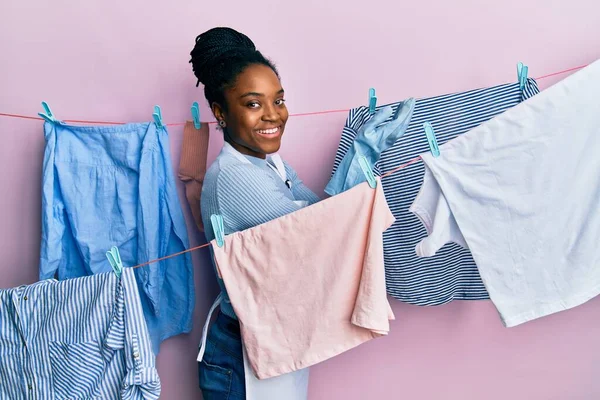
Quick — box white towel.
[410,59,600,327]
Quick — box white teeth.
[257,127,279,134]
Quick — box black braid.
[189,27,279,110]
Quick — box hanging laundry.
[211,178,395,379]
[325,98,415,195]
[0,268,160,399]
[411,60,600,327]
[329,79,540,305]
[39,121,194,353]
[201,142,320,321]
[199,142,321,399]
[178,120,210,232]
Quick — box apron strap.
[268,154,291,188]
[197,293,223,362]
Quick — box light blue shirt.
[325,98,415,196]
[39,121,194,353]
[0,268,160,399]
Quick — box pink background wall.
[1,1,599,399]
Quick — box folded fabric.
[325,99,415,195]
[411,60,600,327]
[329,79,540,305]
[211,178,395,379]
[178,120,210,232]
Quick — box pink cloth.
[211,178,395,379]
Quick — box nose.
[262,103,280,122]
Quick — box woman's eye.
[247,102,260,108]
[275,99,286,106]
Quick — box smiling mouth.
[255,126,281,137]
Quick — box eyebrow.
[240,89,285,98]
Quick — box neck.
[225,138,266,159]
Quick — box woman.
[190,27,320,399]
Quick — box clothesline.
[0,63,588,126]
[129,154,424,269]
[1,62,588,271]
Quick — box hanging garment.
[39,121,194,353]
[178,120,210,232]
[411,60,600,327]
[210,177,395,379]
[0,268,160,400]
[325,98,415,195]
[329,79,540,305]
[200,142,320,320]
[198,142,312,399]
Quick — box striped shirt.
[330,79,540,306]
[201,146,320,319]
[0,268,160,400]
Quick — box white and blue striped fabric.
[330,79,540,305]
[0,268,160,400]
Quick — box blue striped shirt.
[201,146,320,319]
[0,268,160,399]
[330,79,540,306]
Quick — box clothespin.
[358,155,377,188]
[191,102,201,129]
[423,122,440,157]
[105,246,124,278]
[368,88,377,114]
[152,105,164,129]
[517,62,529,90]
[210,215,225,248]
[38,101,57,123]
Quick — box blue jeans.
[199,312,246,399]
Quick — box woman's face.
[216,64,288,158]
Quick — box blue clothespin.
[358,155,377,189]
[38,101,57,123]
[423,122,440,157]
[191,102,201,129]
[210,214,225,248]
[105,246,124,278]
[153,105,164,129]
[517,62,528,90]
[368,88,377,114]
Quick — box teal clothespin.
[38,101,57,123]
[358,155,377,189]
[210,215,225,248]
[517,62,529,90]
[368,88,377,114]
[423,122,440,158]
[105,246,124,278]
[191,102,201,129]
[153,105,164,129]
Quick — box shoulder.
[218,163,268,186]
[214,161,278,201]
[205,152,266,187]
[280,157,300,179]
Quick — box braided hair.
[190,27,279,110]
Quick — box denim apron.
[197,143,309,400]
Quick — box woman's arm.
[217,164,303,230]
[284,163,321,205]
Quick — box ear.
[211,102,226,123]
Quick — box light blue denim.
[39,121,194,353]
[324,98,415,196]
